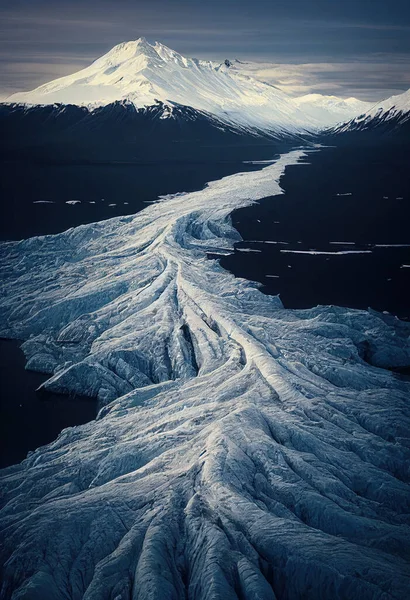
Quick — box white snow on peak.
[1,151,410,598]
[291,93,373,125]
[6,38,369,131]
[334,87,410,132]
[365,87,410,119]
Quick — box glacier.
[1,150,410,599]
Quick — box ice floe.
[235,247,262,253]
[281,249,373,255]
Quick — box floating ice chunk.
[281,249,372,255]
[33,200,54,204]
[236,247,262,253]
[329,241,356,245]
[263,240,289,245]
[66,200,81,205]
[335,192,352,196]
[374,244,410,248]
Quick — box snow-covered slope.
[1,151,410,599]
[357,88,410,123]
[6,38,368,132]
[331,88,410,134]
[224,59,373,126]
[290,93,372,126]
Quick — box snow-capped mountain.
[6,38,369,133]
[330,87,410,135]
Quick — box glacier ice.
[1,151,410,599]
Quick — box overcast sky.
[1,0,409,101]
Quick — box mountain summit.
[7,38,371,131]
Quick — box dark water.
[0,157,272,240]
[221,145,410,319]
[0,339,98,468]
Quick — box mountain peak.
[97,37,159,64]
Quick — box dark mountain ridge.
[0,101,305,164]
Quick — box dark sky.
[1,0,409,100]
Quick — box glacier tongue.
[1,151,410,599]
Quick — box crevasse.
[1,150,410,599]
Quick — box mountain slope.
[329,88,410,137]
[0,100,304,163]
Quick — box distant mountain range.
[2,38,409,161]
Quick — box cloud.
[0,0,409,100]
[231,57,410,100]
